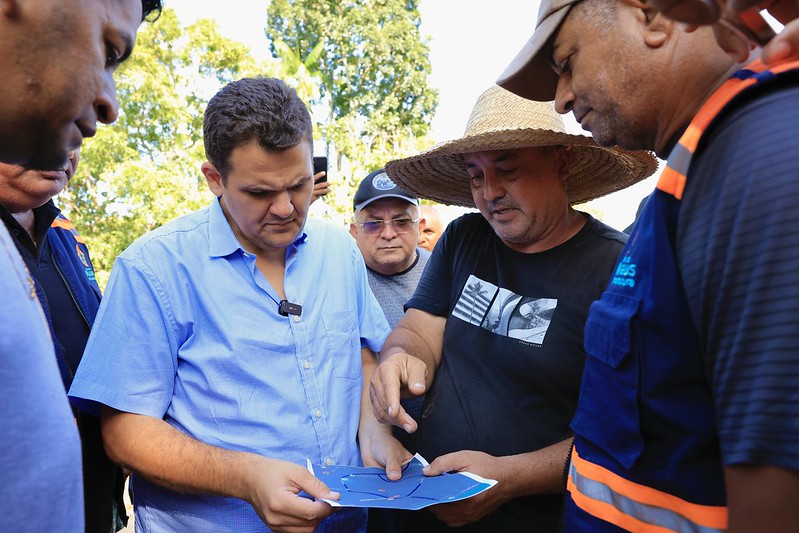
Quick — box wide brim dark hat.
[385,85,658,208]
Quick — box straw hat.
[385,86,658,207]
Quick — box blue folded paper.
[306,454,497,510]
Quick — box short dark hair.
[141,0,162,21]
[203,77,313,179]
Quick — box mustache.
[486,200,517,212]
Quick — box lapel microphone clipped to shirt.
[278,299,302,317]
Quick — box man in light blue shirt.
[70,77,391,533]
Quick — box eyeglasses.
[356,217,419,234]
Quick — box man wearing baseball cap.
[365,86,656,531]
[351,169,430,332]
[351,169,431,532]
[497,1,799,531]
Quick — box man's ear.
[201,161,224,197]
[349,222,358,239]
[622,0,673,49]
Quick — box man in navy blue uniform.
[497,0,799,530]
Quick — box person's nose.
[379,220,400,239]
[271,191,295,218]
[482,172,505,202]
[95,73,120,125]
[554,74,575,115]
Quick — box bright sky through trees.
[167,0,657,229]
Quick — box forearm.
[101,406,262,502]
[423,439,574,526]
[506,438,573,496]
[369,309,445,430]
[359,347,413,477]
[359,348,384,440]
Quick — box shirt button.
[303,361,311,369]
[293,315,301,323]
[315,409,322,418]
[325,457,334,466]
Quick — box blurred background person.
[418,204,444,252]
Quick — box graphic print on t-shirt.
[452,275,558,346]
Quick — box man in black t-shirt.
[362,86,656,532]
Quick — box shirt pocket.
[321,311,361,380]
[572,292,643,469]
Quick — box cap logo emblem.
[371,173,397,191]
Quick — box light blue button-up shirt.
[70,199,390,532]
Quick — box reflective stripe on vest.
[51,215,85,244]
[568,449,727,532]
[659,58,799,200]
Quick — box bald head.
[418,205,443,251]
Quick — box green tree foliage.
[61,9,278,286]
[59,4,439,285]
[266,0,439,218]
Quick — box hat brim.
[496,2,572,102]
[385,129,658,208]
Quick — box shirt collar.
[207,197,309,258]
[0,200,60,254]
[208,197,242,258]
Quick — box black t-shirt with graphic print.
[406,212,626,532]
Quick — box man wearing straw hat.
[495,0,799,531]
[366,85,656,531]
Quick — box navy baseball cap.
[353,169,420,211]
